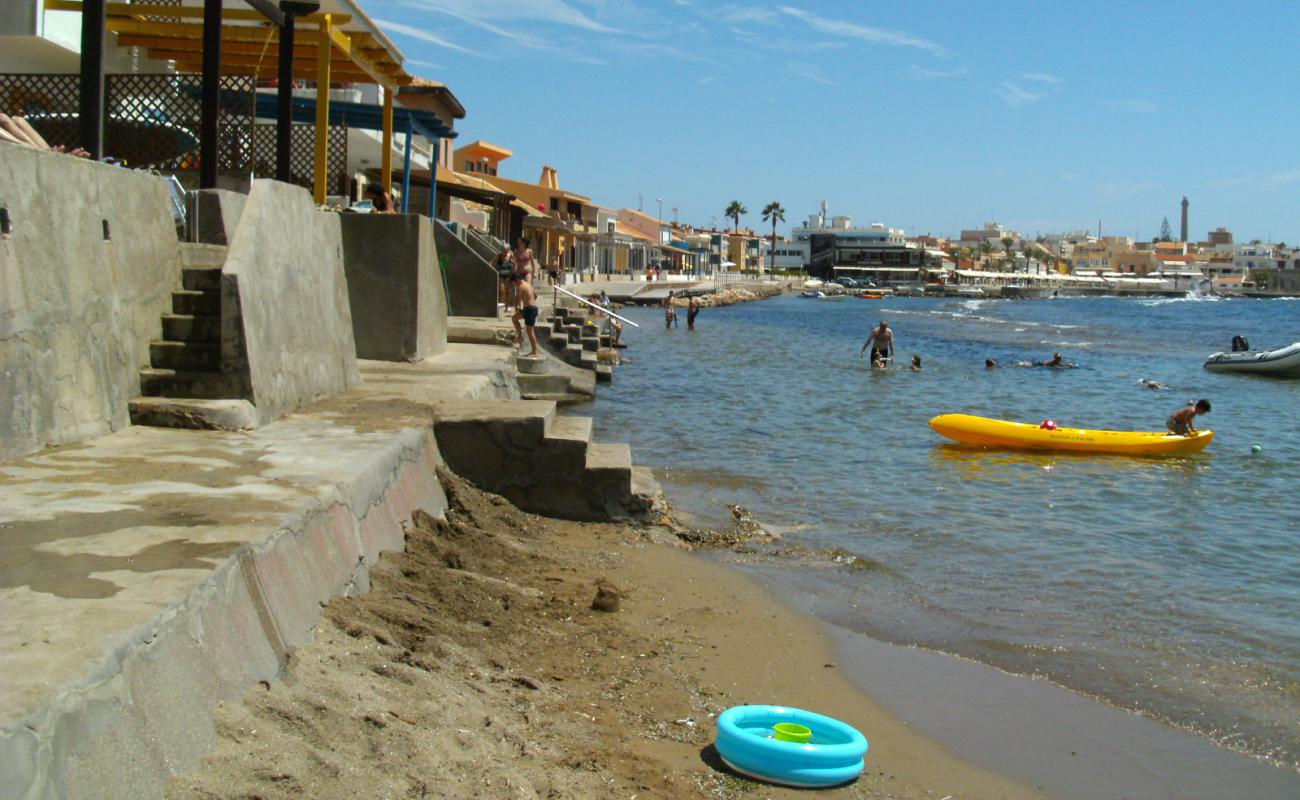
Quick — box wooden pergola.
[56,0,439,203]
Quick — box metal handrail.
[553,285,641,328]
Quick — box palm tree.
[978,241,993,268]
[724,200,747,234]
[761,201,785,273]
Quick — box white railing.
[553,285,641,328]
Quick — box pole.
[79,0,106,159]
[199,0,222,189]
[311,14,331,204]
[276,12,296,182]
[400,112,413,213]
[381,86,393,192]
[427,135,439,217]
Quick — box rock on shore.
[675,284,782,308]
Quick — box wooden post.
[78,0,106,159]
[400,112,413,213]
[275,12,296,182]
[199,0,222,190]
[312,14,332,204]
[381,86,393,193]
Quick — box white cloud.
[786,61,834,86]
[907,64,967,80]
[375,19,482,55]
[1019,72,1061,84]
[778,6,948,57]
[993,81,1043,107]
[397,0,618,34]
[714,4,779,24]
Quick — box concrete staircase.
[432,399,659,521]
[129,244,256,430]
[534,305,620,384]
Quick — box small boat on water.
[856,292,885,300]
[929,414,1214,456]
[1203,342,1300,377]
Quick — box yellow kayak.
[929,414,1214,456]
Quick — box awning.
[248,90,454,140]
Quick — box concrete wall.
[433,219,498,317]
[221,180,360,425]
[339,214,447,362]
[186,188,246,246]
[0,144,181,460]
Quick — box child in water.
[910,355,922,371]
[1167,398,1211,436]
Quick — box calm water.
[585,293,1300,768]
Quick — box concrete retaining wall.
[339,214,447,362]
[221,180,360,425]
[0,145,182,460]
[0,428,447,800]
[433,219,498,317]
[186,188,246,246]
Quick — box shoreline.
[167,469,1045,799]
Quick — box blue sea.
[584,293,1300,769]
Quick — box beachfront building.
[959,221,1021,250]
[791,213,922,282]
[770,239,810,270]
[594,207,657,275]
[481,164,598,275]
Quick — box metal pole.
[79,0,106,159]
[275,12,296,182]
[199,0,222,190]
[400,112,412,213]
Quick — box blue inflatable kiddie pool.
[714,705,868,788]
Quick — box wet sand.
[168,469,1043,799]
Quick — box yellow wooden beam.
[45,0,349,24]
[381,87,393,192]
[313,15,332,204]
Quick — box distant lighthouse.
[1180,196,1189,243]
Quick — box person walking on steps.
[510,273,541,358]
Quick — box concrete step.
[579,351,598,368]
[182,266,222,292]
[139,367,240,399]
[585,442,633,504]
[149,340,220,371]
[581,336,600,352]
[129,397,256,431]
[172,289,219,315]
[179,242,228,269]
[515,355,547,374]
[161,313,220,343]
[562,324,582,343]
[595,363,613,383]
[599,334,612,347]
[548,334,570,351]
[533,322,553,339]
[520,391,589,406]
[544,414,593,449]
[516,373,571,396]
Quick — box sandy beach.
[167,468,1043,799]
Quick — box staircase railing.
[553,285,640,327]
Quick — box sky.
[372,1,1300,243]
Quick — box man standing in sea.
[859,320,894,365]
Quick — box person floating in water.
[1139,378,1165,390]
[1017,352,1077,368]
[1167,398,1211,436]
[985,358,998,368]
[910,355,922,371]
[859,320,894,365]
[1231,334,1250,352]
[871,351,888,369]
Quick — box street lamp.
[657,197,662,223]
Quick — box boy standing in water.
[687,296,700,330]
[509,273,541,358]
[1167,398,1211,436]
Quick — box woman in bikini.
[513,237,535,284]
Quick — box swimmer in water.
[910,355,922,371]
